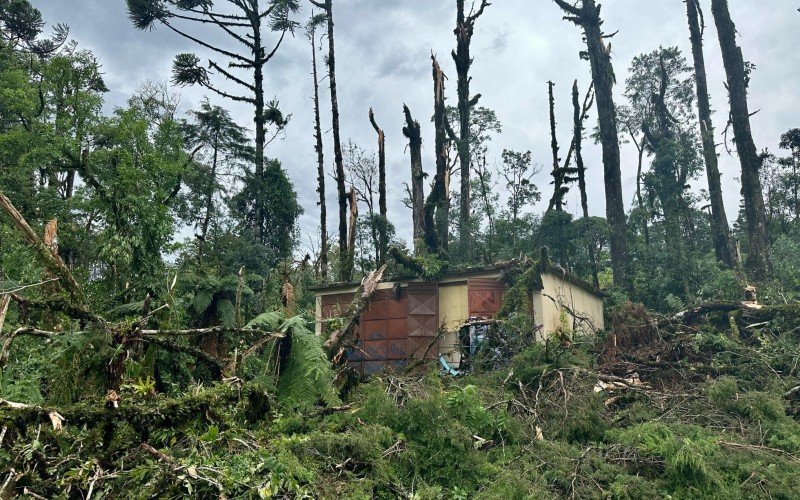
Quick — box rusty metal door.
[468,278,505,318]
[407,282,438,359]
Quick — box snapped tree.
[554,0,631,291]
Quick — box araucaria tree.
[126,0,298,246]
[309,0,350,281]
[685,0,737,269]
[553,0,631,291]
[452,0,490,258]
[710,0,772,279]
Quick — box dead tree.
[548,81,564,211]
[423,55,450,255]
[402,104,425,253]
[554,0,631,292]
[347,186,357,275]
[310,0,350,281]
[369,108,388,266]
[710,0,771,278]
[685,0,736,269]
[453,0,490,257]
[573,81,600,287]
[309,14,328,278]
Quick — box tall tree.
[779,129,800,223]
[424,55,450,255]
[710,0,772,279]
[553,0,631,291]
[369,108,388,265]
[309,0,349,281]
[126,0,297,246]
[573,80,599,287]
[685,0,737,269]
[547,81,565,212]
[452,0,490,258]
[402,104,425,252]
[181,100,251,264]
[308,13,328,277]
[499,149,539,249]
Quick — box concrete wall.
[535,271,605,338]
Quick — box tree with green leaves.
[179,100,252,264]
[126,0,298,246]
[498,149,540,250]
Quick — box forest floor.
[2,302,800,499]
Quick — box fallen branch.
[0,193,85,308]
[325,265,386,362]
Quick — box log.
[324,265,386,362]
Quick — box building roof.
[311,261,606,298]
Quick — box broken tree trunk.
[324,265,387,363]
[547,81,565,212]
[574,81,600,288]
[311,22,329,278]
[423,55,450,255]
[686,0,737,270]
[554,0,631,292]
[347,186,358,275]
[0,193,86,309]
[453,0,490,258]
[403,105,425,253]
[369,108,388,266]
[710,0,772,279]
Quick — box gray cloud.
[33,0,800,251]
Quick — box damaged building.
[313,262,605,374]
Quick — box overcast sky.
[33,1,800,250]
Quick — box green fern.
[276,315,340,409]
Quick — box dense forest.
[1,0,800,498]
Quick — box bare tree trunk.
[424,56,450,255]
[547,81,564,212]
[198,138,218,265]
[369,108,388,266]
[711,0,771,280]
[311,29,328,278]
[453,0,490,258]
[631,134,651,246]
[252,16,267,245]
[554,0,631,292]
[574,81,599,288]
[686,0,737,269]
[347,186,357,275]
[403,105,425,253]
[317,0,349,281]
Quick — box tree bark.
[452,0,490,258]
[403,105,425,253]
[369,108,388,265]
[347,186,357,275]
[711,0,772,279]
[548,81,564,212]
[312,29,328,278]
[686,0,737,269]
[554,0,631,291]
[574,81,600,288]
[319,0,349,281]
[252,13,266,245]
[426,55,450,255]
